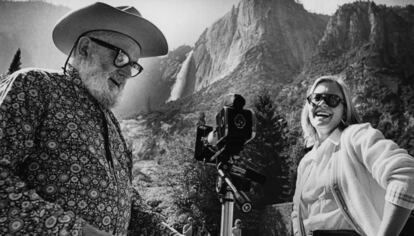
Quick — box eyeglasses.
[89,37,143,77]
[307,93,344,108]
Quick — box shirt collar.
[308,128,342,162]
[326,128,341,146]
[65,64,80,80]
[64,64,89,91]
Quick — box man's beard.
[81,70,123,109]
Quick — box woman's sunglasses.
[307,93,344,108]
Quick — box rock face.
[118,0,328,116]
[149,0,329,118]
[192,0,327,92]
[317,2,414,74]
[303,1,414,92]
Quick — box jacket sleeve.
[346,123,414,210]
[127,188,171,236]
[0,70,84,235]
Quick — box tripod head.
[216,162,252,213]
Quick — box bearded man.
[0,2,171,236]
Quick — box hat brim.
[53,2,168,58]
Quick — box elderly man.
[0,2,169,236]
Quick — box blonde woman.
[291,76,414,236]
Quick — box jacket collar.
[309,128,342,162]
[313,127,342,147]
[326,128,341,146]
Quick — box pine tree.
[241,89,291,205]
[8,48,22,74]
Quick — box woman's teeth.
[315,111,331,117]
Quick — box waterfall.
[167,50,193,102]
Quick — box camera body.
[194,94,256,163]
[215,106,255,156]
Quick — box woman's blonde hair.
[300,75,360,146]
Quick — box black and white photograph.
[0,0,414,235]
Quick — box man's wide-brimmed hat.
[53,2,168,58]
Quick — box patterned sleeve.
[0,70,84,235]
[127,188,173,236]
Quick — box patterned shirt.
[0,67,166,236]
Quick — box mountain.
[192,0,327,92]
[121,0,328,118]
[116,0,328,118]
[0,0,69,73]
[120,0,332,174]
[307,1,414,77]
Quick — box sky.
[40,0,413,50]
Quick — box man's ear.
[76,36,92,59]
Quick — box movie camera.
[195,94,256,163]
[194,94,266,236]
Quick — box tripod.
[220,190,234,236]
[216,163,252,236]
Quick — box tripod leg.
[220,191,234,236]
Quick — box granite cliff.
[192,0,327,92]
[118,0,328,116]
[143,0,329,117]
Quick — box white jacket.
[292,123,414,236]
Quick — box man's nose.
[117,65,132,79]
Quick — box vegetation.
[241,90,296,205]
[8,48,21,74]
